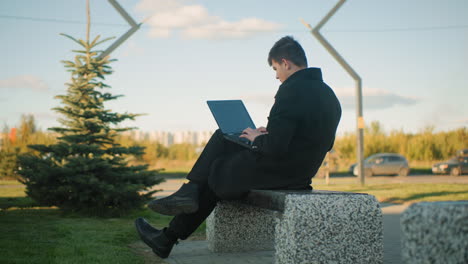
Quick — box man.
[135,36,342,259]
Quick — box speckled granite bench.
[207,190,383,264]
[401,201,468,264]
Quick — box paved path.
[167,242,274,264]
[144,179,416,263]
[153,179,186,198]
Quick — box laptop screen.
[207,100,256,134]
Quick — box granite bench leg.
[207,192,383,264]
[401,201,468,264]
[275,194,383,264]
[207,201,280,252]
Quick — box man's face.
[271,59,289,83]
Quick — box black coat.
[210,68,342,199]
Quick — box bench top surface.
[240,189,368,212]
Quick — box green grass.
[156,171,189,179]
[0,181,204,264]
[315,183,468,204]
[0,186,26,197]
[0,180,22,185]
[0,207,190,264]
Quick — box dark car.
[455,149,468,157]
[351,153,410,177]
[432,156,468,176]
[348,163,357,175]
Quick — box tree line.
[334,121,466,162]
[1,117,466,179]
[0,115,57,179]
[116,133,200,164]
[0,115,199,179]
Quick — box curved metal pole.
[301,0,365,185]
[98,0,141,59]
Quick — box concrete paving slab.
[166,241,273,264]
[381,204,408,264]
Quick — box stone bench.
[401,201,468,264]
[207,190,383,264]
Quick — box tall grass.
[332,122,466,169]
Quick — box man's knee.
[213,129,224,139]
[206,129,224,144]
[208,180,247,200]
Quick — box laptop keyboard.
[225,133,251,144]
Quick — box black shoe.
[134,217,177,259]
[148,182,199,216]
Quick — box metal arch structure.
[96,0,367,185]
[97,0,142,60]
[301,0,365,185]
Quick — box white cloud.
[183,18,280,39]
[335,87,419,110]
[135,0,184,13]
[135,0,282,39]
[421,104,467,129]
[0,75,49,92]
[240,87,419,110]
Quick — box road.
[152,174,468,198]
[314,174,468,184]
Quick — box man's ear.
[281,58,291,70]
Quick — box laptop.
[207,100,256,148]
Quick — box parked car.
[432,156,468,176]
[455,148,468,157]
[348,163,357,175]
[351,153,410,177]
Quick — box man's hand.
[256,127,268,134]
[240,127,268,142]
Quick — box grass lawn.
[315,183,468,204]
[0,181,203,264]
[1,179,467,263]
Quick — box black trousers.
[168,130,245,239]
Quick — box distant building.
[124,130,213,147]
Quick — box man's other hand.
[256,127,268,134]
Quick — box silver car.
[353,153,410,177]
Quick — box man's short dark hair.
[268,36,308,67]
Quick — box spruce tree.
[18,34,162,216]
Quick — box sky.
[0,0,467,135]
